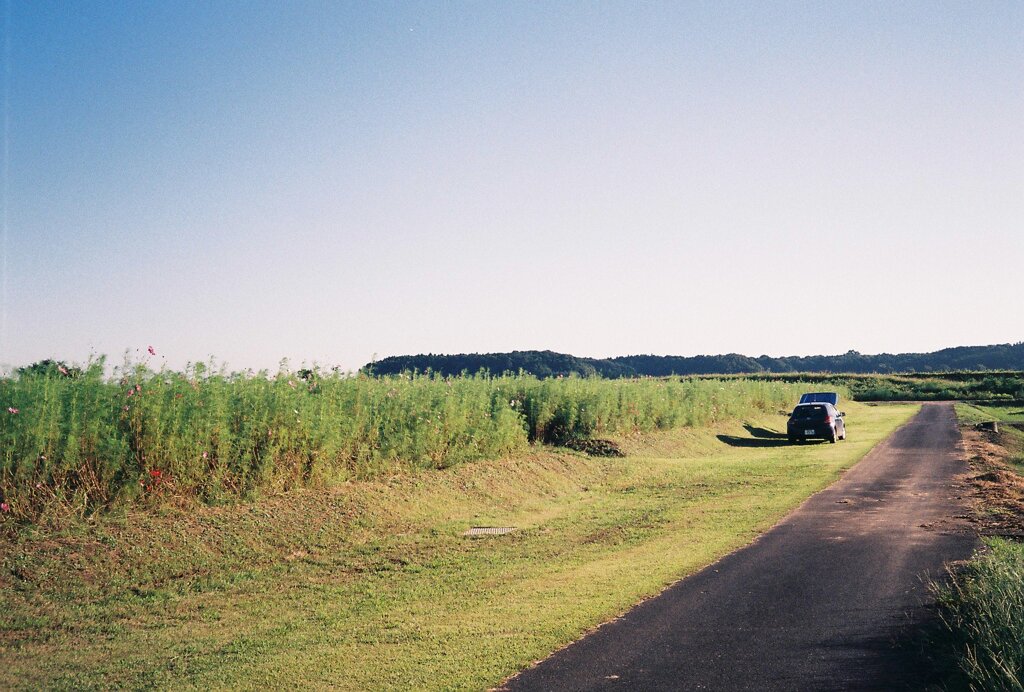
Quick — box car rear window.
[799,393,839,405]
[792,405,827,419]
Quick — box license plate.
[804,429,815,436]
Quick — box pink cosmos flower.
[126,389,133,398]
[1,502,9,512]
[148,346,156,356]
[202,451,208,459]
[58,365,69,376]
[6,407,17,414]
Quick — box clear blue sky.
[2,1,1022,373]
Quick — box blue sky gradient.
[2,1,1022,372]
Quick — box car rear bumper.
[787,424,835,440]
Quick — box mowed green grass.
[956,402,1024,425]
[0,402,917,690]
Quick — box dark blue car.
[787,402,846,443]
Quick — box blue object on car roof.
[798,392,839,406]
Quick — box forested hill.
[363,351,634,379]
[364,343,1024,378]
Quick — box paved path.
[503,403,978,691]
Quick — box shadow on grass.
[743,425,788,439]
[715,424,798,447]
[716,435,794,448]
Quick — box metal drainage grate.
[463,527,516,537]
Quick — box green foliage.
[15,359,82,379]
[365,343,1024,378]
[700,371,1024,402]
[0,362,808,518]
[491,377,799,444]
[934,539,1024,690]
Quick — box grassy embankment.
[1,363,805,519]
[0,377,916,689]
[931,403,1024,690]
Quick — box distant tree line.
[363,342,1024,378]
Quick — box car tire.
[829,429,837,444]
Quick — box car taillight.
[824,415,832,424]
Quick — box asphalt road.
[502,403,978,691]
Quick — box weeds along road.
[502,403,978,691]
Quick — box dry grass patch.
[956,405,1024,538]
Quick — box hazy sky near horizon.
[2,1,1021,373]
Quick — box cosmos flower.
[148,346,156,356]
[6,407,17,414]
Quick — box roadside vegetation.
[933,404,1024,689]
[0,359,805,520]
[0,400,916,689]
[934,539,1024,690]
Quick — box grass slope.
[0,402,916,690]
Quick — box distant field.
[963,402,1024,424]
[699,371,1024,403]
[0,401,917,689]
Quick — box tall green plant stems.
[936,539,1024,690]
[0,362,814,516]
